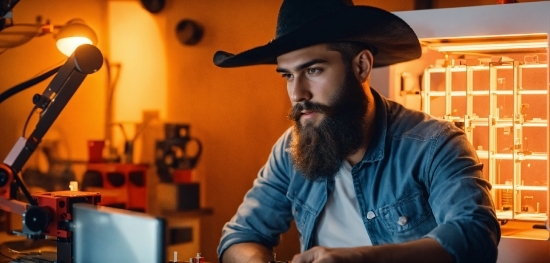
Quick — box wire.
[0,250,15,261]
[104,58,122,143]
[22,106,38,137]
[32,60,65,77]
[0,66,61,104]
[0,244,16,261]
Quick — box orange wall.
[108,1,168,123]
[160,1,292,260]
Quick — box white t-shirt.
[312,161,372,247]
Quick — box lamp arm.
[0,44,103,206]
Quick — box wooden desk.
[498,221,550,263]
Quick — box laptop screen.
[72,203,166,263]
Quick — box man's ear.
[353,49,373,83]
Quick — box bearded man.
[213,1,500,262]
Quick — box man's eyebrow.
[276,58,328,73]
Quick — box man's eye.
[281,73,293,80]
[307,68,320,75]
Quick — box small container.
[189,253,204,263]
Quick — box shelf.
[493,185,548,191]
[432,116,548,128]
[425,63,548,73]
[435,118,550,127]
[476,151,548,161]
[517,186,549,191]
[500,220,550,241]
[421,49,549,224]
[496,211,548,221]
[425,89,547,97]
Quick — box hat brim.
[213,6,421,68]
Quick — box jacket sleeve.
[217,129,295,261]
[424,122,501,263]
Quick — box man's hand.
[290,238,454,263]
[221,242,274,263]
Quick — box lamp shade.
[55,19,97,56]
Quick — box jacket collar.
[360,88,387,163]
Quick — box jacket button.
[398,216,408,226]
[366,211,376,220]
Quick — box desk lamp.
[54,19,97,57]
[0,11,104,263]
[0,19,98,103]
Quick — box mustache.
[287,101,334,122]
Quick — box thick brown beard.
[288,71,368,181]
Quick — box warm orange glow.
[56,36,94,56]
[54,19,98,56]
[108,2,167,123]
[107,1,168,163]
[422,33,548,53]
[434,41,547,52]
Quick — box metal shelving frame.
[423,61,548,222]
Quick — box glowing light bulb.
[56,36,94,56]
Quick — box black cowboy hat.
[213,0,421,68]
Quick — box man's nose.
[289,76,312,102]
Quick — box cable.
[22,106,38,137]
[0,66,61,104]
[0,250,15,261]
[0,243,16,261]
[104,58,122,142]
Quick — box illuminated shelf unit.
[422,48,549,222]
[371,2,550,228]
[372,3,550,259]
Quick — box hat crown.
[275,0,354,38]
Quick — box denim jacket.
[218,89,501,262]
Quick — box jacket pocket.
[287,195,309,237]
[378,192,436,240]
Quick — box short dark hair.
[327,41,375,66]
